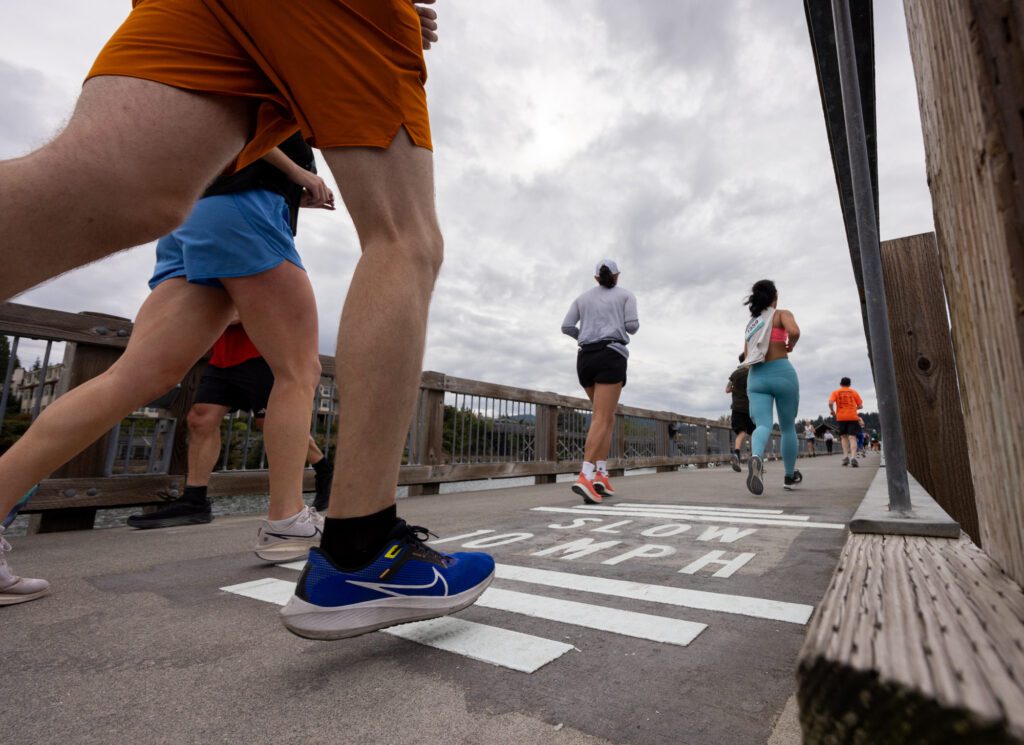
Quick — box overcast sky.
[0,0,933,421]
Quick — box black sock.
[182,485,209,505]
[312,458,333,475]
[320,505,398,569]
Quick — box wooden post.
[905,0,1024,583]
[34,343,122,532]
[534,404,558,484]
[879,233,979,542]
[408,380,444,496]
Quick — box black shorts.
[837,420,862,437]
[194,357,274,417]
[731,410,755,435]
[577,346,627,389]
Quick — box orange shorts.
[87,0,432,169]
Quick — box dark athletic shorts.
[731,410,755,436]
[577,346,627,389]
[837,420,862,437]
[194,357,274,417]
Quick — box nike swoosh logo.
[346,567,449,598]
[264,527,321,541]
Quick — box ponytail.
[598,266,618,288]
[745,279,777,317]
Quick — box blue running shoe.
[3,485,37,529]
[280,520,496,640]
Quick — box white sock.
[267,509,304,530]
[582,461,596,480]
[596,460,608,476]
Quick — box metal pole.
[831,0,912,512]
[30,340,53,421]
[0,335,19,436]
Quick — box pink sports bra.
[770,327,788,343]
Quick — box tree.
[0,335,20,379]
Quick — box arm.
[725,382,734,394]
[624,292,639,335]
[780,309,800,351]
[828,393,836,417]
[261,147,336,210]
[561,301,580,340]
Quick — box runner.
[741,280,803,495]
[726,354,754,472]
[824,428,835,455]
[856,417,867,458]
[828,377,864,467]
[561,260,639,504]
[0,1,496,636]
[803,421,817,457]
[125,323,335,532]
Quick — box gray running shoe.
[746,455,764,496]
[254,506,324,563]
[851,458,859,468]
[842,457,850,466]
[0,526,49,606]
[730,452,741,473]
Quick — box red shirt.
[209,325,262,369]
[829,387,863,421]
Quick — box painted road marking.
[532,506,845,530]
[476,587,706,646]
[219,578,573,673]
[617,502,786,515]
[611,504,811,520]
[271,562,813,624]
[495,564,814,624]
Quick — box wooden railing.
[2,302,771,529]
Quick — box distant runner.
[726,354,754,472]
[828,377,864,467]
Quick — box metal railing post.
[832,0,912,512]
[0,335,18,436]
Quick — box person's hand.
[413,0,438,49]
[294,170,336,210]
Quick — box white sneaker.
[0,526,50,606]
[254,506,324,563]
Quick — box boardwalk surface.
[3,455,878,745]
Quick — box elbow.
[561,326,579,339]
[625,320,639,334]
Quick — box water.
[4,465,709,537]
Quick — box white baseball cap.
[595,259,620,275]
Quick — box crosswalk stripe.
[495,564,814,624]
[219,578,573,673]
[532,506,844,530]
[476,587,706,646]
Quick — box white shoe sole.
[280,570,495,640]
[0,587,50,606]
[254,537,320,563]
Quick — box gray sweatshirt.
[561,285,639,358]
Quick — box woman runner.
[742,280,802,495]
[561,260,639,504]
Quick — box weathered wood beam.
[904,0,1024,584]
[879,233,978,542]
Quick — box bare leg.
[584,383,624,463]
[0,280,234,516]
[221,262,320,521]
[734,431,745,451]
[322,130,443,519]
[307,437,325,465]
[0,77,249,301]
[186,404,232,487]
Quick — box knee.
[270,354,322,393]
[187,407,221,436]
[375,222,444,278]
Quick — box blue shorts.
[149,189,304,290]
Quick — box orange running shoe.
[593,471,615,498]
[571,473,602,504]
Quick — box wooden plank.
[905,0,1024,585]
[879,233,978,542]
[0,303,132,347]
[798,532,1024,743]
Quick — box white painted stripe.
[618,502,786,515]
[221,577,297,605]
[495,564,814,624]
[476,587,706,646]
[220,578,573,673]
[531,506,845,530]
[278,559,307,572]
[597,505,811,521]
[429,529,496,546]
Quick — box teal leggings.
[748,359,800,477]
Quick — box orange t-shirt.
[829,387,863,421]
[209,325,262,369]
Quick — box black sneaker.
[851,458,859,468]
[784,470,802,491]
[730,452,741,473]
[312,461,334,513]
[127,497,212,529]
[746,455,764,496]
